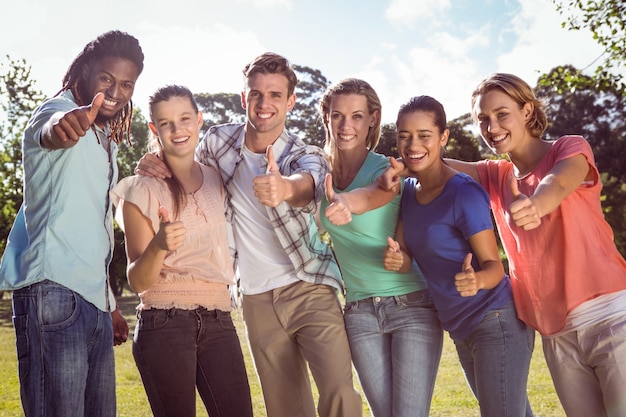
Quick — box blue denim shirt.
[0,90,118,311]
[195,123,342,292]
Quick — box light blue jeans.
[344,290,443,417]
[453,300,535,417]
[11,280,116,417]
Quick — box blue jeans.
[132,307,253,417]
[12,280,116,417]
[344,290,443,417]
[453,301,535,417]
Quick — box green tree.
[288,65,330,148]
[108,109,151,295]
[196,92,245,132]
[446,114,483,161]
[376,123,399,157]
[0,56,44,252]
[195,65,330,147]
[546,0,626,96]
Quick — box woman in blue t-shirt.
[383,95,534,417]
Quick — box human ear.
[148,122,158,136]
[522,102,534,120]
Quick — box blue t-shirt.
[401,173,512,340]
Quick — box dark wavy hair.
[59,30,144,144]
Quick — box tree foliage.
[0,56,44,251]
[196,65,330,147]
[108,109,151,295]
[545,0,626,96]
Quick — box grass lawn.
[0,293,565,417]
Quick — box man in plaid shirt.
[136,52,362,417]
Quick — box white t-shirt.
[230,144,298,295]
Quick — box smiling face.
[474,89,533,154]
[396,110,448,175]
[82,55,140,125]
[148,96,202,160]
[328,94,377,153]
[241,72,295,146]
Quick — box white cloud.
[385,0,451,26]
[134,23,267,113]
[234,0,292,9]
[496,0,606,84]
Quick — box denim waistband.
[350,289,427,306]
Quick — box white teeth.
[407,153,425,159]
[492,134,507,143]
[258,113,272,119]
[172,137,189,143]
[104,99,117,107]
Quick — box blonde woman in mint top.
[111,85,253,417]
[320,78,443,417]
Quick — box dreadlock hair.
[59,30,144,145]
[147,85,199,219]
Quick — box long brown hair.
[148,85,199,219]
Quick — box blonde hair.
[319,78,382,175]
[471,73,548,138]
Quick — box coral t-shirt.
[477,135,626,335]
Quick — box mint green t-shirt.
[320,152,427,302]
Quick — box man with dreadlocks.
[0,30,144,417]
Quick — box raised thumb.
[159,206,170,224]
[387,236,400,252]
[325,173,335,202]
[266,145,279,174]
[88,92,105,123]
[462,252,473,272]
[510,175,522,199]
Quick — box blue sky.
[1,0,610,123]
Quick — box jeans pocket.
[216,310,236,331]
[137,309,171,332]
[39,286,78,331]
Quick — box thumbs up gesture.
[154,206,186,251]
[324,173,353,225]
[455,253,479,297]
[383,236,405,272]
[46,92,105,149]
[508,175,541,230]
[377,157,405,193]
[253,145,286,207]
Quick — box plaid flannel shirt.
[195,123,343,292]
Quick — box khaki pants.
[242,280,363,417]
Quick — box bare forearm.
[284,173,315,207]
[127,241,166,293]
